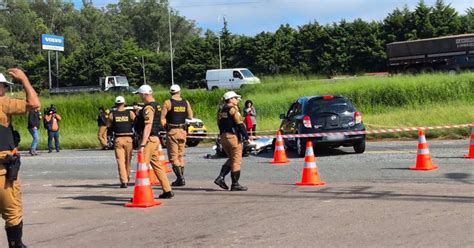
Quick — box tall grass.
[11,73,474,150]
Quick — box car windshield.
[304,98,354,114]
[116,76,129,85]
[240,69,254,78]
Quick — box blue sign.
[41,34,64,51]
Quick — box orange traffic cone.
[296,141,325,186]
[464,126,474,159]
[410,130,438,171]
[158,143,172,173]
[125,152,162,208]
[271,131,290,164]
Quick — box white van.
[206,68,260,90]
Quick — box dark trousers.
[48,130,60,151]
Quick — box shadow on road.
[180,185,474,204]
[171,187,221,192]
[59,195,131,206]
[434,156,467,159]
[444,173,473,184]
[54,183,121,189]
[381,167,412,170]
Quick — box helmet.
[223,91,241,100]
[170,84,181,94]
[115,96,125,104]
[134,85,153,94]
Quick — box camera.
[45,104,56,115]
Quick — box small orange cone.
[158,143,172,173]
[410,130,438,171]
[464,125,474,159]
[296,141,325,186]
[125,152,162,208]
[271,131,290,164]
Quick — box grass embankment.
[11,73,474,150]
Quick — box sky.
[73,0,473,35]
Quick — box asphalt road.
[1,139,473,247]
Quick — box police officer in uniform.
[135,85,173,198]
[108,96,135,188]
[214,91,249,191]
[160,84,193,187]
[0,69,40,248]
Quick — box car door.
[280,102,300,147]
[232,70,243,88]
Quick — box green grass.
[11,72,474,150]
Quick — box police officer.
[214,91,249,191]
[135,85,173,198]
[160,84,193,187]
[0,68,40,247]
[108,96,135,188]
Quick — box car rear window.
[304,98,355,114]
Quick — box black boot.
[214,165,231,190]
[6,221,27,248]
[158,191,174,199]
[171,166,185,186]
[230,171,248,191]
[180,167,186,186]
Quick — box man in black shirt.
[27,107,41,156]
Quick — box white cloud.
[77,0,473,35]
[170,0,473,35]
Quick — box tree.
[430,0,461,36]
[413,0,434,39]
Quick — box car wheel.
[296,138,306,158]
[353,141,366,154]
[186,139,200,147]
[211,86,218,90]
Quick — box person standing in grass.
[44,105,61,153]
[97,106,108,150]
[243,100,256,138]
[27,107,41,156]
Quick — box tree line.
[0,0,472,89]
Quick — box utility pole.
[142,56,147,85]
[167,5,174,85]
[217,15,224,69]
[135,56,147,85]
[56,51,59,88]
[48,51,52,89]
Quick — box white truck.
[50,76,134,94]
[206,68,260,90]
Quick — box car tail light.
[323,95,334,100]
[354,111,362,124]
[303,115,312,128]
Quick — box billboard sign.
[41,34,64,52]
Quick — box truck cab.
[100,76,131,92]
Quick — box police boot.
[158,191,174,199]
[171,166,185,186]
[180,167,186,186]
[214,165,231,190]
[230,171,248,191]
[5,221,27,248]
